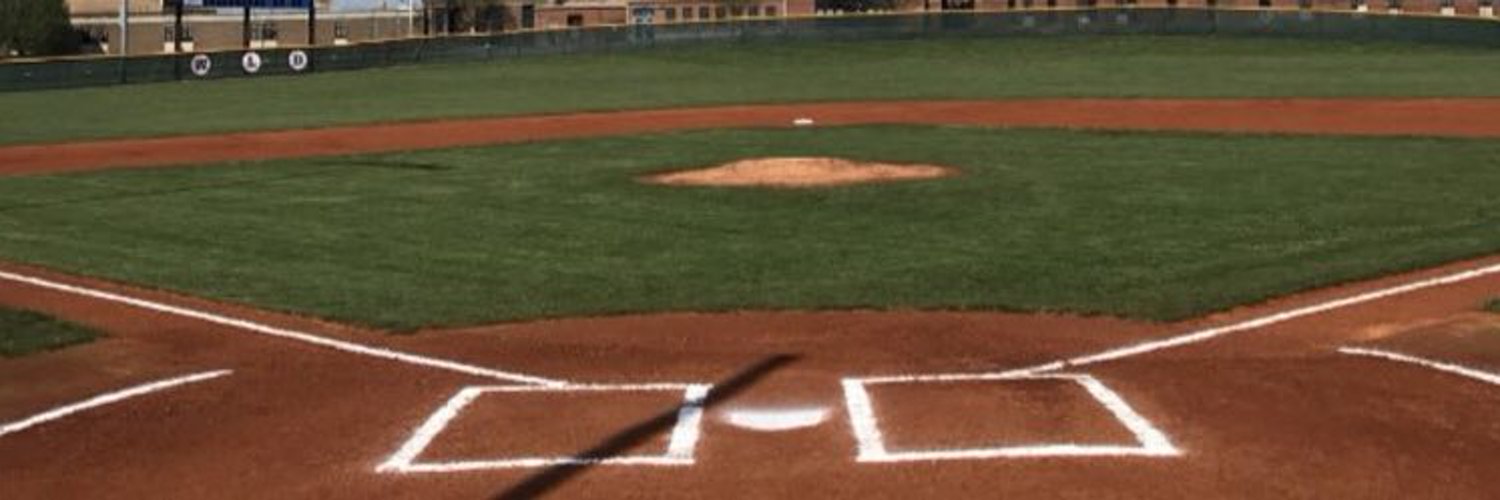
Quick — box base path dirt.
[6,98,1500,175]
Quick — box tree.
[0,0,78,58]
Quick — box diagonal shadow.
[492,354,799,500]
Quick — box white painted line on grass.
[0,269,564,387]
[859,260,1500,385]
[0,369,232,439]
[1338,346,1500,387]
[377,383,712,473]
[842,372,1179,463]
[721,407,830,432]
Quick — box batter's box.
[378,383,711,473]
[841,373,1179,463]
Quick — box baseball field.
[2,26,1499,499]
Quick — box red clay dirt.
[2,100,1500,499]
[4,98,1500,175]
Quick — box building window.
[1258,0,1271,7]
[567,14,584,26]
[700,6,711,18]
[334,22,350,40]
[749,5,760,16]
[664,7,676,20]
[765,5,777,16]
[682,6,693,19]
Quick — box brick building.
[63,0,1495,56]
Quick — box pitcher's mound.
[643,157,957,188]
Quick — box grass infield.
[0,307,99,357]
[0,126,1497,329]
[5,36,1500,145]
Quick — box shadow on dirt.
[492,354,800,500]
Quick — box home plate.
[721,406,830,431]
[793,117,816,127]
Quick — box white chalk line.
[858,260,1500,385]
[378,383,712,473]
[1338,346,1500,387]
[0,270,724,469]
[842,373,1179,463]
[0,269,564,387]
[0,369,232,439]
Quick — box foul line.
[1338,346,1500,387]
[858,261,1500,384]
[0,369,232,439]
[0,270,565,387]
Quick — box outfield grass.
[5,36,1500,145]
[0,126,1496,329]
[0,307,98,357]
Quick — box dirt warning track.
[5,98,1500,176]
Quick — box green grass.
[6,35,1500,145]
[0,125,1497,330]
[0,307,98,357]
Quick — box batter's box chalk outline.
[377,383,712,473]
[841,373,1180,463]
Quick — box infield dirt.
[2,100,1499,498]
[642,157,957,188]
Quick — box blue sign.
[199,0,312,7]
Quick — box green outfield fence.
[2,8,1498,92]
